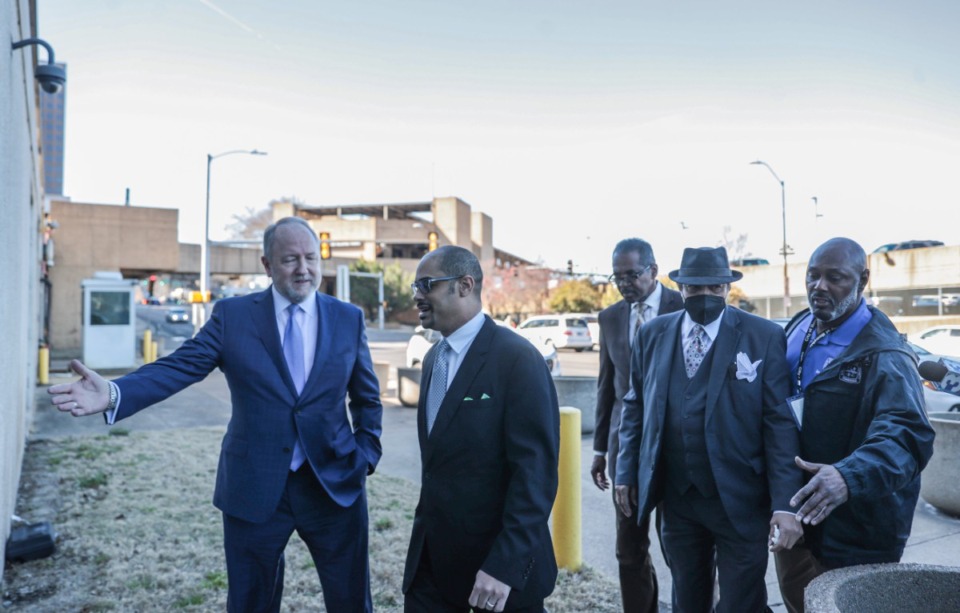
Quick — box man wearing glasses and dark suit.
[591,238,682,613]
[402,245,560,613]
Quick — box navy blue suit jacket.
[113,289,383,523]
[616,306,802,538]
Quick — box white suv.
[516,315,593,352]
[565,313,599,350]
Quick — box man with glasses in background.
[591,238,683,612]
[402,245,560,613]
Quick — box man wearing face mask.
[615,246,804,613]
[774,238,934,613]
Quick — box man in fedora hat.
[615,246,804,612]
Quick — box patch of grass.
[126,574,157,591]
[374,517,394,532]
[108,427,130,436]
[202,571,228,590]
[78,471,108,489]
[81,601,116,612]
[93,551,111,565]
[174,592,205,608]
[48,454,63,466]
[70,441,120,461]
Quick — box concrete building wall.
[1,0,44,565]
[471,211,494,263]
[48,200,179,356]
[433,197,472,248]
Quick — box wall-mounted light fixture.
[11,37,66,94]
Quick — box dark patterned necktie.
[685,324,707,378]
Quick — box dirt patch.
[3,428,619,612]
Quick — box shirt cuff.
[772,510,798,517]
[593,450,606,457]
[103,381,120,425]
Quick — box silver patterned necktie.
[426,339,450,434]
[685,324,707,378]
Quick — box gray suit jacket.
[593,286,684,456]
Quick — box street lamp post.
[202,149,267,308]
[750,160,791,317]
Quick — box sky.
[40,0,960,275]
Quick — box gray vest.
[663,333,718,498]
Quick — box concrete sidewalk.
[31,359,960,611]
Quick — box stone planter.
[397,367,421,408]
[552,376,597,434]
[920,412,960,515]
[806,563,960,612]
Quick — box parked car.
[731,257,770,266]
[909,326,960,358]
[165,307,190,323]
[908,342,960,413]
[405,324,562,376]
[516,315,593,352]
[565,313,599,350]
[873,240,944,253]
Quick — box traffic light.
[567,259,574,275]
[428,231,439,252]
[319,231,331,260]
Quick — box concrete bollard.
[552,376,597,434]
[552,406,582,571]
[38,345,49,385]
[150,341,159,364]
[373,362,390,396]
[397,367,421,408]
[143,330,153,363]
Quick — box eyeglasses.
[607,266,651,285]
[411,275,463,296]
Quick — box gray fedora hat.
[668,246,743,285]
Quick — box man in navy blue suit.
[49,216,383,612]
[615,246,804,613]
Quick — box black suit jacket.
[616,307,802,538]
[593,286,684,456]
[402,316,561,607]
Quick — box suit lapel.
[613,301,631,366]
[705,307,740,423]
[423,317,494,463]
[654,313,683,424]
[417,348,435,452]
[252,289,299,399]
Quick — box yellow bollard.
[143,330,153,363]
[552,406,582,571]
[38,345,50,385]
[151,341,159,364]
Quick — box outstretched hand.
[48,359,111,417]
[790,456,849,525]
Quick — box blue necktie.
[284,304,307,470]
[426,339,449,435]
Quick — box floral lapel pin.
[735,352,762,383]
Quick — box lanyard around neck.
[795,316,830,393]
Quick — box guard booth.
[81,272,138,369]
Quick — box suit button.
[283,447,291,453]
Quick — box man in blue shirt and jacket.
[776,237,935,612]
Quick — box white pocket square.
[735,352,762,383]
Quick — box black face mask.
[684,294,726,325]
